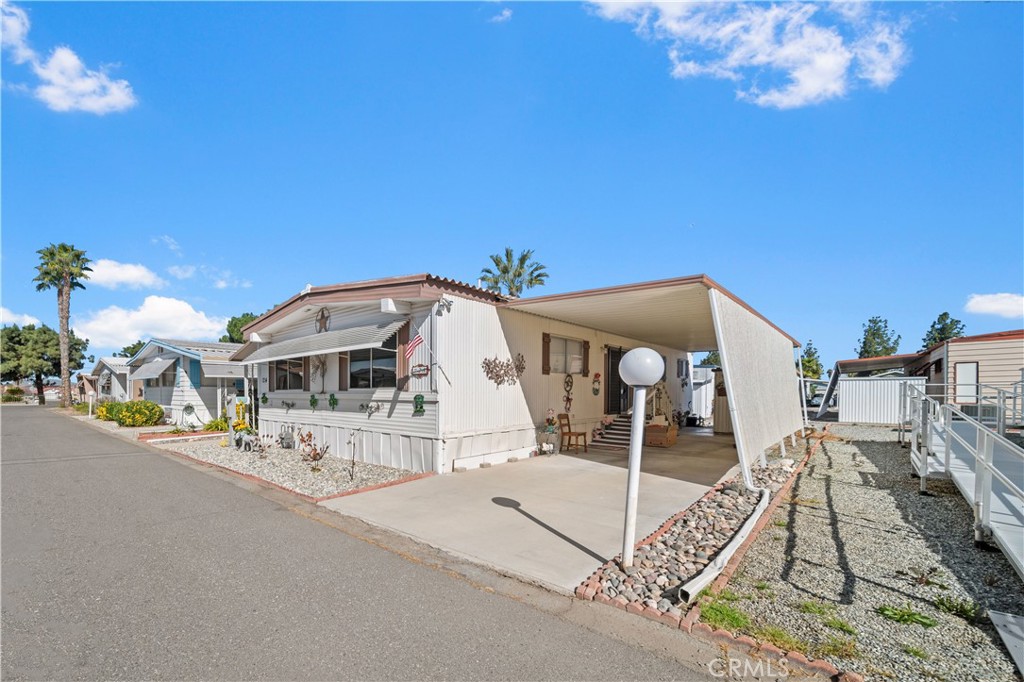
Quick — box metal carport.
[502,274,804,487]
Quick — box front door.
[605,347,632,414]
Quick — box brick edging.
[575,429,864,682]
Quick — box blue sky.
[2,1,1022,372]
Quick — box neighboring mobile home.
[128,339,244,425]
[232,273,804,486]
[88,357,141,403]
[817,329,1024,423]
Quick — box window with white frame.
[550,336,584,375]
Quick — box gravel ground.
[592,457,798,618]
[723,422,1023,682]
[152,437,415,498]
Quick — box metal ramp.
[902,384,1024,582]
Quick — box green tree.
[480,248,548,298]
[34,243,91,407]
[1,324,89,404]
[220,312,257,343]
[855,316,901,358]
[115,340,146,358]
[800,340,824,379]
[698,351,721,366]
[921,312,965,350]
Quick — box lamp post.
[618,347,665,569]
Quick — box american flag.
[405,333,424,360]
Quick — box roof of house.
[92,357,131,375]
[921,328,1024,355]
[241,272,798,350]
[243,273,505,336]
[150,339,242,360]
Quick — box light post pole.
[618,347,665,569]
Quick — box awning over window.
[202,361,246,378]
[242,319,406,364]
[130,357,176,381]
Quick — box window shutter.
[269,363,276,392]
[302,357,310,392]
[397,322,410,391]
[542,333,551,375]
[190,359,202,389]
[338,354,349,391]
[581,341,590,377]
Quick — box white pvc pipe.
[620,385,648,569]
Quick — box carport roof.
[502,274,799,351]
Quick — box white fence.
[901,383,1024,581]
[838,376,925,424]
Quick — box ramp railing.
[900,382,1024,582]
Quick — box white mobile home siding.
[253,301,442,472]
[838,377,925,424]
[945,337,1024,392]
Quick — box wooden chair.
[558,413,587,453]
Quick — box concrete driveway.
[322,433,740,594]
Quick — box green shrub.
[114,401,164,427]
[72,402,91,414]
[5,386,25,397]
[203,418,229,432]
[96,401,125,421]
[2,394,24,403]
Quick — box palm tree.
[480,247,548,298]
[34,243,91,408]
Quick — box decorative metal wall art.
[314,307,331,333]
[481,353,526,386]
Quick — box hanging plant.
[309,394,319,411]
[328,393,338,411]
[260,393,268,405]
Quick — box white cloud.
[152,235,182,256]
[591,1,909,109]
[965,293,1024,319]
[89,259,166,290]
[489,8,513,23]
[0,306,40,326]
[74,296,228,347]
[167,264,196,280]
[201,266,251,290]
[1,1,137,115]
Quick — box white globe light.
[618,347,664,387]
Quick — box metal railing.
[900,382,1024,581]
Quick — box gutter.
[677,483,770,604]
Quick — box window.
[542,333,590,376]
[347,333,398,389]
[273,358,305,391]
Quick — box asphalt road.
[1,407,731,681]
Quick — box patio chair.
[557,413,587,453]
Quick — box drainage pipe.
[677,481,770,604]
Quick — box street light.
[618,347,664,569]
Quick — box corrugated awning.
[202,361,246,378]
[130,357,175,381]
[242,319,406,364]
